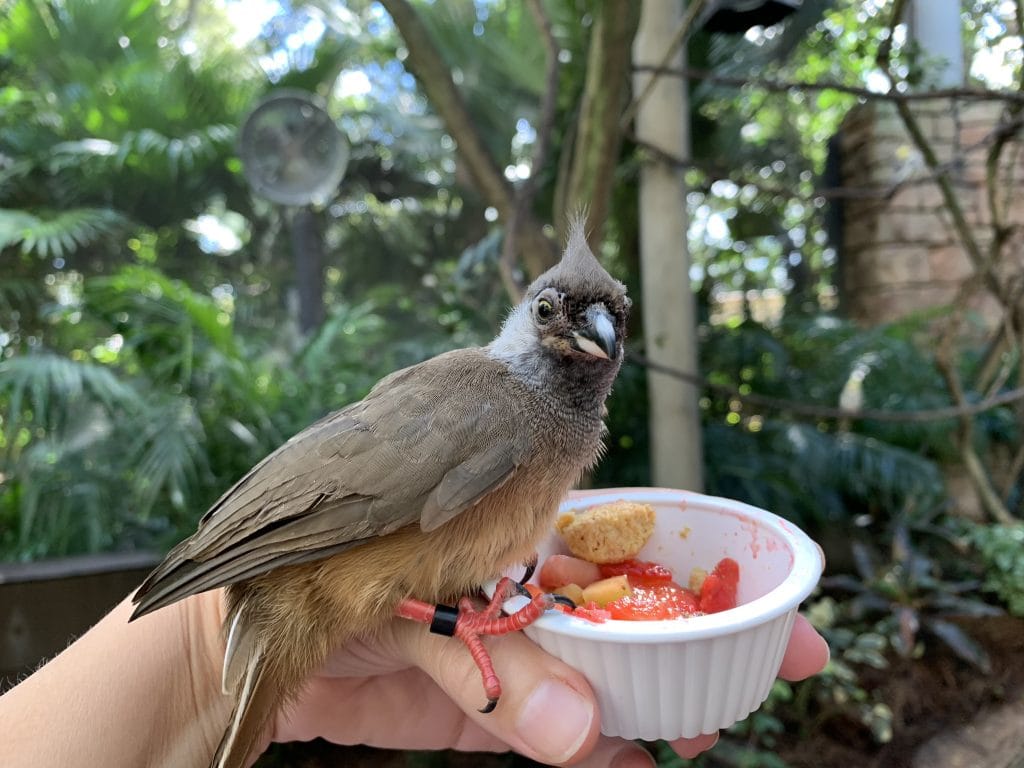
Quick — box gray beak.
[572,304,618,361]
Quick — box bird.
[130,218,631,768]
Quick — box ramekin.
[489,487,824,740]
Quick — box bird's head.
[489,219,630,379]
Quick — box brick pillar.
[837,99,1023,327]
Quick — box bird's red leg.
[396,583,567,713]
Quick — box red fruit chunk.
[605,582,699,620]
[698,557,740,614]
[572,601,611,623]
[538,554,602,590]
[598,558,675,585]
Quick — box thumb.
[388,618,650,767]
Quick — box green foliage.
[705,419,946,531]
[791,596,895,745]
[697,315,963,534]
[0,351,190,557]
[821,519,1001,672]
[780,510,1005,752]
[969,523,1024,616]
[0,0,524,560]
[0,264,420,559]
[0,207,129,258]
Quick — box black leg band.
[429,603,460,637]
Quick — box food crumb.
[555,500,655,564]
[678,526,691,540]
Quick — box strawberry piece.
[698,557,740,614]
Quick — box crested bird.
[130,219,630,768]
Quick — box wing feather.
[132,350,532,618]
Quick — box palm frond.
[0,207,129,258]
[86,266,240,360]
[704,418,945,529]
[126,396,208,517]
[0,352,143,448]
[48,124,236,180]
[0,276,41,313]
[11,406,117,554]
[0,360,212,558]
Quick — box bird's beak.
[572,304,618,361]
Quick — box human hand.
[262,611,829,766]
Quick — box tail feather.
[213,640,277,768]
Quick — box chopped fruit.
[598,558,675,585]
[541,503,743,621]
[539,554,602,590]
[698,557,740,614]
[538,555,740,621]
[605,582,700,620]
[572,601,611,623]
[581,574,632,607]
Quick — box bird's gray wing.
[131,350,532,618]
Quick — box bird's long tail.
[212,616,278,768]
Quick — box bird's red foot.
[396,577,570,713]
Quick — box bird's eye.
[536,297,554,321]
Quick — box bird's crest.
[526,213,622,299]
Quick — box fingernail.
[611,744,657,768]
[515,679,594,763]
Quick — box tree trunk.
[633,0,704,491]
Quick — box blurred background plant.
[3,0,1024,766]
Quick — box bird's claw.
[549,593,577,610]
[517,553,539,587]
[510,581,532,600]
[478,697,499,714]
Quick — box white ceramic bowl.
[489,487,824,741]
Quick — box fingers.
[288,611,830,764]
[581,740,656,768]
[390,619,603,765]
[778,613,830,681]
[668,732,719,759]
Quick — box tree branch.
[875,0,1015,523]
[629,352,1024,425]
[558,2,640,246]
[629,134,1012,207]
[380,0,558,294]
[633,65,1024,106]
[497,0,561,302]
[379,0,515,217]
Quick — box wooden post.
[633,0,704,490]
